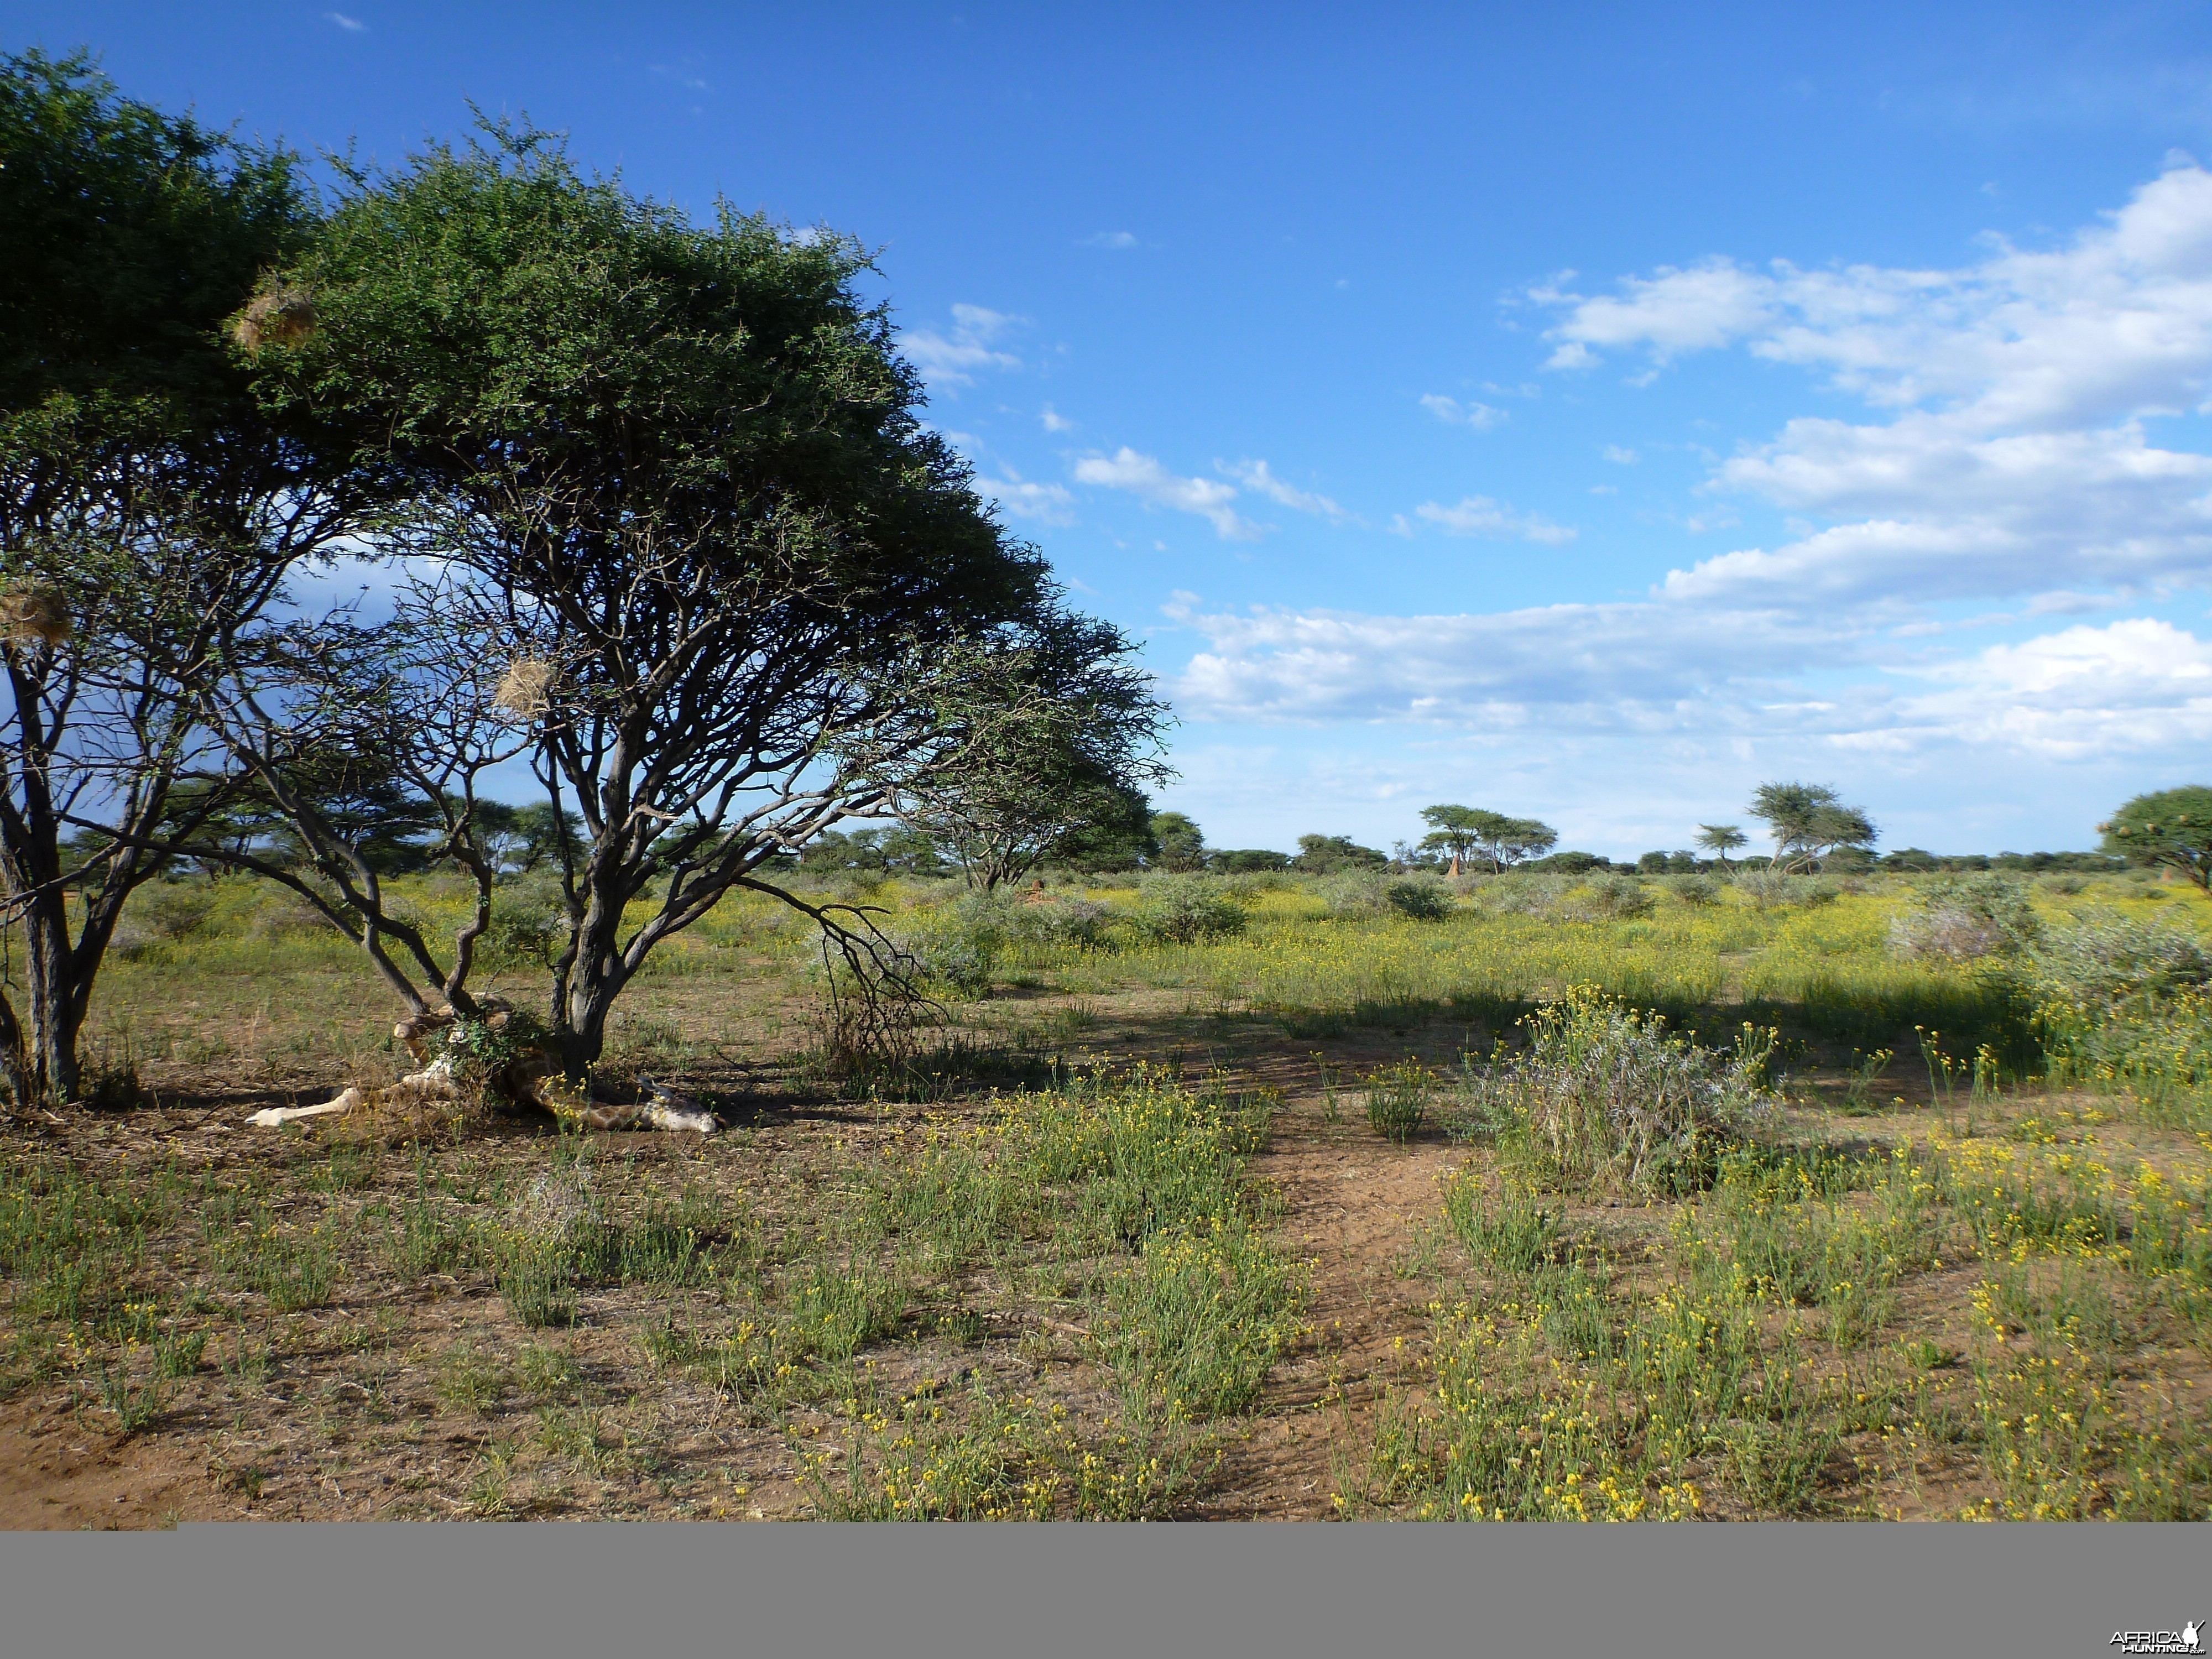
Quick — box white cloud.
[1073,448,1261,540]
[1420,393,1507,430]
[326,10,367,30]
[1537,258,1780,365]
[1532,164,2212,608]
[1165,594,2212,771]
[1165,593,1853,726]
[1852,619,2212,759]
[1602,445,1640,464]
[901,304,1022,389]
[1414,497,1576,545]
[1040,403,1073,432]
[1084,231,1139,249]
[974,469,1076,527]
[1220,459,1343,520]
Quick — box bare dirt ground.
[4,980,2208,1527]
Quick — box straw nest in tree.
[231,281,318,351]
[0,582,71,649]
[494,656,557,720]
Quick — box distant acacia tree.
[2100,786,2212,890]
[892,613,1168,890]
[1211,848,1290,874]
[798,825,946,878]
[1747,782,1875,874]
[1695,823,1747,870]
[1292,833,1389,874]
[1417,805,1485,875]
[1416,805,1556,875]
[1149,811,1206,873]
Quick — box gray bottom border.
[3,1520,2204,1659]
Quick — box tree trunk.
[555,879,630,1083]
[18,890,81,1102]
[0,990,33,1108]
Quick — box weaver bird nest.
[494,656,558,720]
[231,281,319,351]
[0,582,70,649]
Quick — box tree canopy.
[1747,782,1876,874]
[2101,787,2212,891]
[0,50,352,1102]
[0,78,1165,1099]
[1415,806,1557,874]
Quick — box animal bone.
[247,1043,718,1134]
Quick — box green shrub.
[1386,880,1453,921]
[1481,988,1775,1198]
[1442,1171,1561,1270]
[1888,875,2041,961]
[1131,877,1246,945]
[1586,874,1654,919]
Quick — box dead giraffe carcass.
[246,1001,717,1134]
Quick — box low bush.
[1477,987,1776,1198]
[1130,877,1247,945]
[1888,875,2041,962]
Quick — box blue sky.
[13,2,2212,857]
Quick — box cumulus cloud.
[974,469,1077,526]
[1040,403,1073,432]
[1859,618,2212,759]
[1166,592,2212,771]
[326,10,367,29]
[1420,393,1507,430]
[901,304,1021,389]
[1073,448,1261,540]
[1220,459,1343,520]
[1415,497,1576,545]
[1603,445,1640,464]
[1536,259,1779,366]
[1531,164,2212,607]
[1084,231,1139,249]
[1165,593,1858,726]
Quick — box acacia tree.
[1422,807,1557,874]
[2100,786,2212,890]
[894,613,1168,890]
[1747,782,1875,873]
[1417,804,1485,875]
[250,126,1107,1079]
[193,581,529,1023]
[1149,812,1205,873]
[0,53,354,1102]
[1695,823,1747,870]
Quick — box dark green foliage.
[1210,848,1291,873]
[1522,851,1609,874]
[2100,787,2212,890]
[1149,812,1206,873]
[0,49,308,418]
[1291,833,1389,874]
[1748,782,1876,873]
